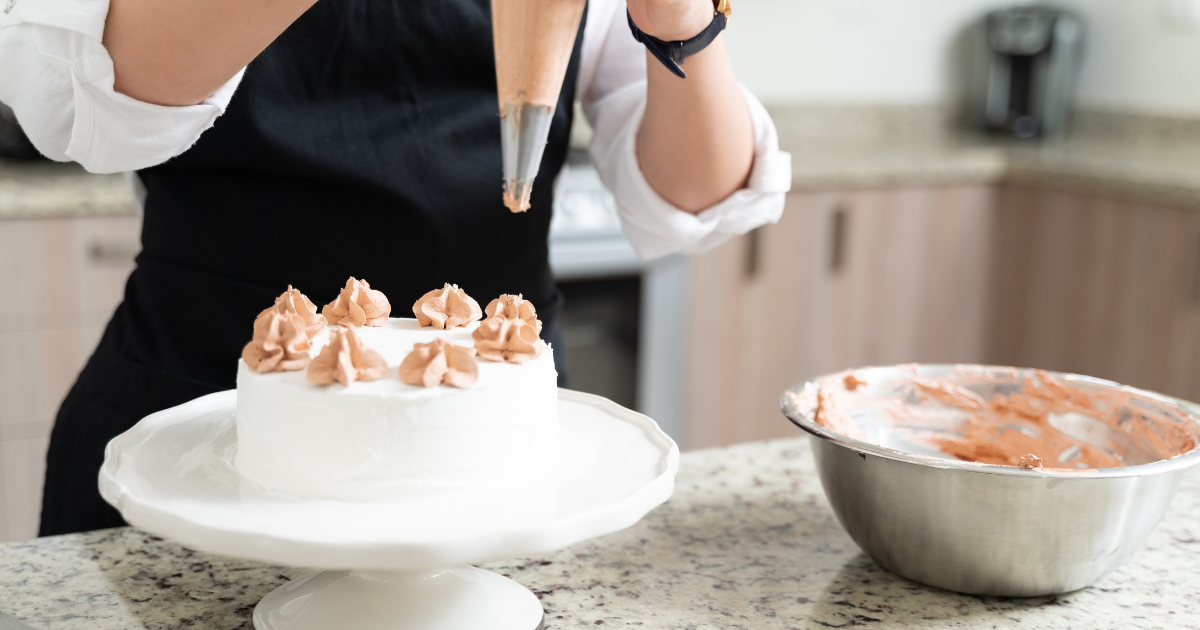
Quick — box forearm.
[103,0,318,106]
[633,3,754,214]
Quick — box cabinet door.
[989,186,1200,403]
[683,186,993,450]
[0,215,140,541]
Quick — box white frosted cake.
[235,318,559,500]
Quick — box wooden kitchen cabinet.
[682,186,995,450]
[0,215,140,542]
[989,186,1200,403]
[682,183,1200,451]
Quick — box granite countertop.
[0,161,136,219]
[2,436,1196,629]
[774,106,1200,209]
[781,135,1200,210]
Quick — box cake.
[234,281,559,501]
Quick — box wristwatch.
[627,0,731,79]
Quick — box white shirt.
[0,0,790,259]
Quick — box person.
[0,0,791,536]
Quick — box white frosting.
[235,318,558,500]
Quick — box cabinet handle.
[745,227,762,279]
[89,242,140,265]
[830,206,848,273]
[1191,230,1200,304]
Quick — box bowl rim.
[779,363,1200,479]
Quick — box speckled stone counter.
[772,106,1200,209]
[779,135,1200,210]
[0,161,136,219]
[2,437,1196,629]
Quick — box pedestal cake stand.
[98,389,679,630]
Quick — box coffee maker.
[969,6,1084,139]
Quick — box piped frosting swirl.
[484,294,542,335]
[412,284,483,330]
[399,338,479,388]
[242,311,313,373]
[473,293,546,363]
[472,316,545,363]
[306,327,388,386]
[259,285,327,339]
[322,277,391,328]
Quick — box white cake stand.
[98,389,678,630]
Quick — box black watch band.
[627,7,728,79]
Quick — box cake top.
[238,318,556,400]
[240,279,552,390]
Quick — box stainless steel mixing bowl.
[780,364,1200,597]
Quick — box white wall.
[1053,0,1200,116]
[726,0,1200,117]
[724,0,996,104]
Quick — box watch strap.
[627,9,728,79]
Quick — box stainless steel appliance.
[969,6,1084,139]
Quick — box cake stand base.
[101,389,678,628]
[253,565,544,630]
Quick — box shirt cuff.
[64,58,246,174]
[589,82,792,261]
[1,0,245,173]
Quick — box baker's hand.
[626,0,714,41]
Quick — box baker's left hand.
[626,0,714,41]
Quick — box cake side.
[234,318,558,500]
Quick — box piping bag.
[492,0,588,212]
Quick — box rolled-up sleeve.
[0,0,243,174]
[579,0,792,261]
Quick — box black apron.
[40,0,583,536]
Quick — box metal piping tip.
[503,178,535,213]
[500,102,554,213]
